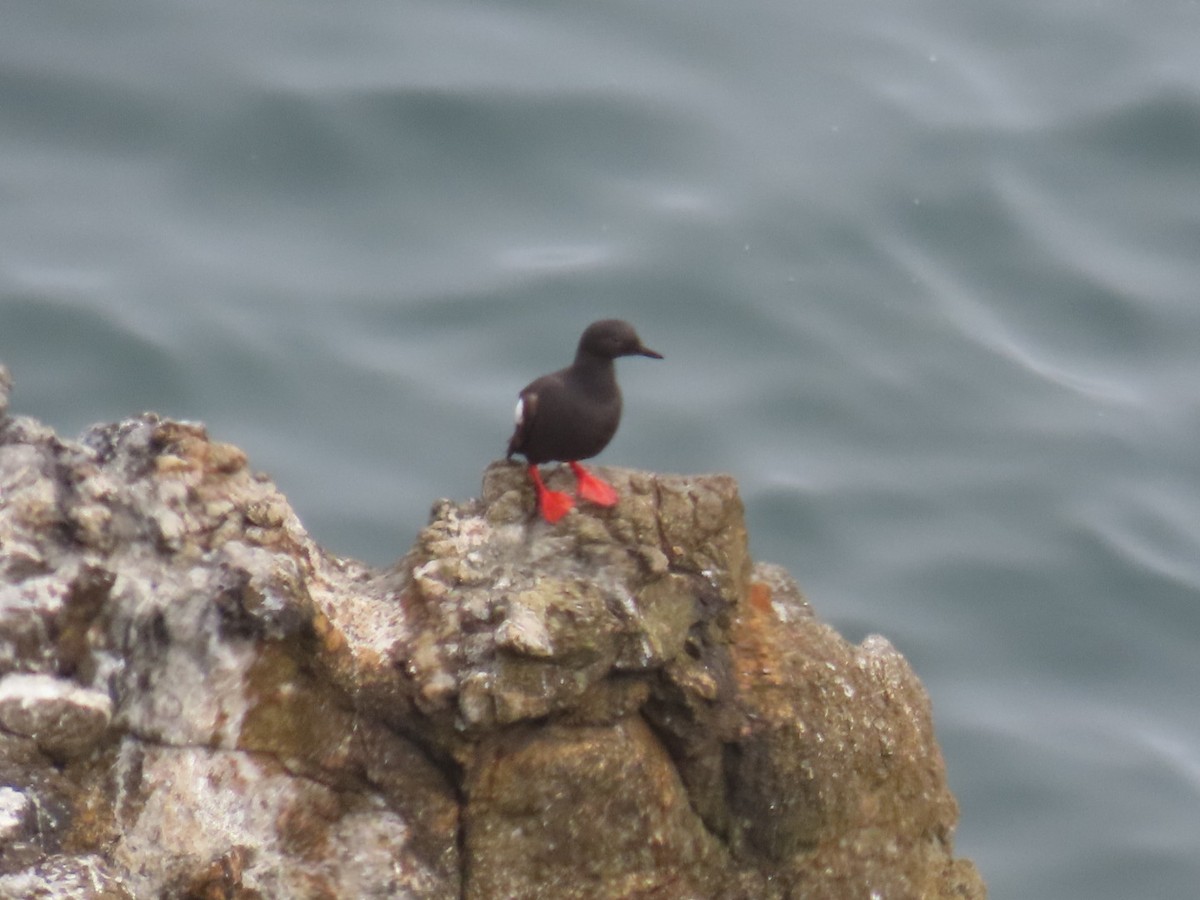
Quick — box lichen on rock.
[0,364,985,899]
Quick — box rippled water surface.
[4,1,1200,896]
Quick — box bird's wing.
[506,389,539,458]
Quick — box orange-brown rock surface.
[0,364,985,899]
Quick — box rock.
[0,368,986,899]
[0,673,112,758]
[0,786,37,872]
[0,855,132,900]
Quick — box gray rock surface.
[0,364,985,899]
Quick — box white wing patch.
[514,397,525,425]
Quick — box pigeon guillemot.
[506,319,662,523]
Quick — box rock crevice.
[0,365,984,899]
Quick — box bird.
[506,319,662,523]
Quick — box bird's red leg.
[528,465,574,523]
[569,461,619,507]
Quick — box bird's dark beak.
[638,344,663,360]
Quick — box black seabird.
[506,319,662,522]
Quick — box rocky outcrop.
[0,364,985,899]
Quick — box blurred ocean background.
[3,1,1199,896]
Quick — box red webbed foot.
[528,465,575,523]
[569,461,619,507]
[538,489,575,523]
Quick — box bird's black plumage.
[507,319,662,465]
